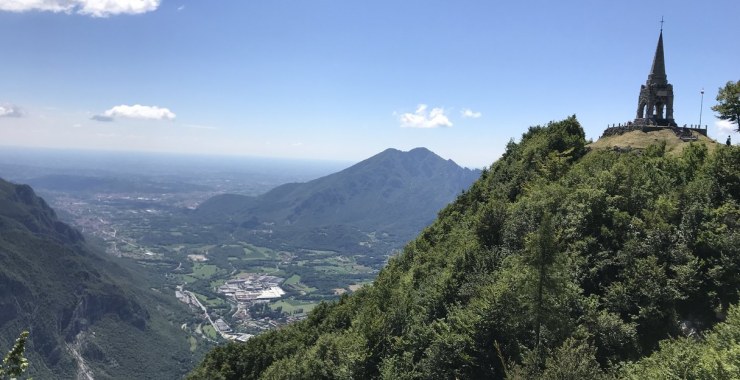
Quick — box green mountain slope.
[195,147,481,253]
[188,116,740,379]
[0,178,200,379]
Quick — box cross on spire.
[660,16,664,32]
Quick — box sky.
[0,0,738,168]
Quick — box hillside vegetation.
[189,116,739,379]
[0,179,201,379]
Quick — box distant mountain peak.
[195,147,482,252]
[408,147,433,154]
[379,147,434,155]
[371,147,447,164]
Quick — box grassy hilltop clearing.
[189,116,740,379]
[589,128,720,156]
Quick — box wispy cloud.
[716,119,737,133]
[0,104,22,117]
[399,104,452,129]
[461,108,482,119]
[93,104,176,122]
[0,0,160,17]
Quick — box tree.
[711,80,740,132]
[521,213,558,369]
[0,331,30,380]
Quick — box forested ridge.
[189,116,740,379]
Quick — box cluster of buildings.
[217,274,286,303]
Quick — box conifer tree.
[0,331,29,380]
[523,213,557,367]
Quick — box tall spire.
[648,29,667,84]
[634,24,675,127]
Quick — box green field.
[193,292,226,307]
[243,243,276,260]
[259,266,282,274]
[192,263,219,279]
[284,274,301,285]
[283,273,317,293]
[202,324,218,340]
[313,265,354,274]
[270,299,319,315]
[177,274,199,284]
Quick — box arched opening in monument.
[655,102,664,119]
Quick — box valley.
[21,172,380,342]
[0,147,476,351]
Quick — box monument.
[601,22,707,138]
[634,29,676,127]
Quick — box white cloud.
[0,104,22,117]
[399,104,452,129]
[461,108,482,119]
[93,104,176,121]
[716,119,738,133]
[0,0,160,17]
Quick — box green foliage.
[712,80,740,131]
[619,303,740,379]
[189,117,737,379]
[0,331,29,380]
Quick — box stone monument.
[601,22,707,138]
[633,30,676,127]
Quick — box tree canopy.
[712,80,740,132]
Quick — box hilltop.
[189,116,740,379]
[589,128,719,155]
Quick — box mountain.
[0,178,200,379]
[188,117,740,379]
[195,147,481,255]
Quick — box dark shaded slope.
[0,178,197,379]
[195,148,481,252]
[188,117,740,379]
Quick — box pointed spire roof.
[647,31,667,84]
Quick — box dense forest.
[188,116,739,379]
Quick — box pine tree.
[0,331,30,380]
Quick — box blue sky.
[0,0,738,168]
